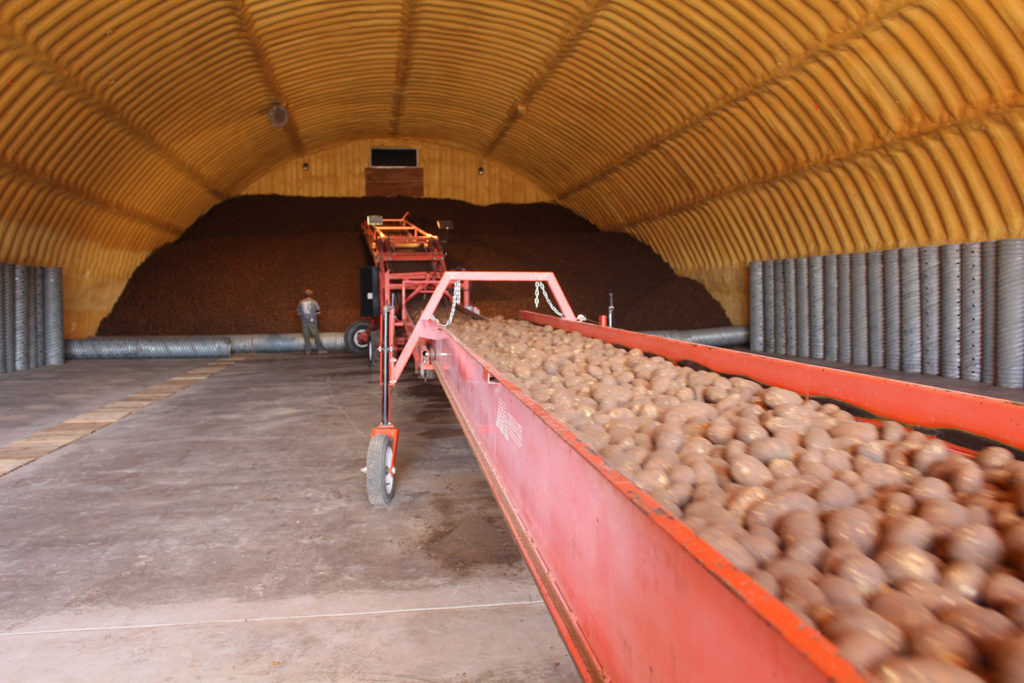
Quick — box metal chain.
[534,281,564,318]
[430,279,461,327]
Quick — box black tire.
[345,321,372,356]
[366,434,395,505]
[368,330,380,369]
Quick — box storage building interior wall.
[0,1,1022,338]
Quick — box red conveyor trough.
[424,309,1024,682]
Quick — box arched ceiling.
[1,0,1023,335]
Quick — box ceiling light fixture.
[268,103,289,128]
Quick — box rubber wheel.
[368,330,380,369]
[345,321,372,356]
[366,434,395,505]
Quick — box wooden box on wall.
[364,167,424,197]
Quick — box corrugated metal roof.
[1,0,1022,333]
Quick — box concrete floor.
[0,354,580,682]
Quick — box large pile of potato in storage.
[451,318,1024,682]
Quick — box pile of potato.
[451,318,1024,682]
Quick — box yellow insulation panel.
[0,0,1021,335]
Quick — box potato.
[876,544,942,584]
[910,476,954,501]
[832,551,887,599]
[874,655,985,682]
[818,575,868,608]
[779,509,823,545]
[910,621,980,669]
[941,561,989,603]
[944,522,1005,569]
[761,386,803,409]
[729,454,773,487]
[977,446,1015,471]
[816,479,858,512]
[749,437,794,463]
[825,507,879,554]
[918,499,970,541]
[990,632,1024,683]
[940,604,1017,653]
[985,572,1024,610]
[835,630,896,672]
[883,515,933,550]
[821,606,906,651]
[872,588,937,634]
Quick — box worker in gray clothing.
[297,289,328,354]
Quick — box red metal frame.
[362,213,454,366]
[430,323,862,682]
[422,311,1022,680]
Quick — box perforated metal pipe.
[867,252,884,367]
[13,265,27,371]
[883,249,901,371]
[784,258,797,356]
[809,256,824,360]
[960,242,983,383]
[850,252,867,366]
[228,333,346,353]
[900,248,922,374]
[982,241,998,384]
[642,327,749,347]
[43,267,64,366]
[823,254,838,362]
[836,254,851,364]
[920,246,940,375]
[763,260,775,354]
[1,264,12,373]
[749,262,764,352]
[940,244,961,379]
[795,257,809,358]
[0,265,7,373]
[66,337,232,359]
[32,266,44,369]
[996,239,1024,389]
[774,258,786,356]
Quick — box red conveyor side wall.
[431,327,864,683]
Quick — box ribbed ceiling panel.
[0,0,1022,333]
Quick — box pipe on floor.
[960,242,983,383]
[65,333,352,359]
[996,238,1024,389]
[920,246,940,376]
[867,251,884,368]
[43,267,64,366]
[883,249,901,372]
[642,326,749,347]
[227,333,347,353]
[66,337,232,359]
[939,244,961,379]
[748,262,764,353]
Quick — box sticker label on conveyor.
[496,399,523,449]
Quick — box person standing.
[297,289,327,354]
